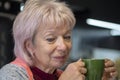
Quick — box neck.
[34,65,56,74]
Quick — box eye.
[64,35,71,40]
[46,37,56,43]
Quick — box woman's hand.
[102,59,118,80]
[59,59,87,80]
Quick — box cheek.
[68,42,72,51]
[33,47,52,64]
[35,45,54,57]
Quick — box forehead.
[37,24,72,35]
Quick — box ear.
[24,39,35,55]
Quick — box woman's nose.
[56,38,67,51]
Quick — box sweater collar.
[30,67,58,80]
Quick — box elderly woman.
[0,0,117,80]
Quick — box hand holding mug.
[102,59,118,80]
[59,59,87,80]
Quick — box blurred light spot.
[110,30,120,36]
[20,3,24,11]
[4,2,11,10]
[86,18,120,31]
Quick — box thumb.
[77,58,82,62]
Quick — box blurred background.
[0,0,120,72]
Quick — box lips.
[53,55,66,61]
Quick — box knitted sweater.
[0,59,62,80]
[0,63,30,80]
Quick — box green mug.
[83,59,104,80]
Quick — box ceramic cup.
[83,59,104,80]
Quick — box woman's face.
[29,25,72,70]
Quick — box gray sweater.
[0,63,31,80]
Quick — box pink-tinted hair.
[13,0,76,65]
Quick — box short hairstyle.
[13,0,76,66]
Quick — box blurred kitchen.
[0,0,120,72]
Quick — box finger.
[76,59,85,67]
[105,58,110,62]
[105,67,116,72]
[79,67,87,74]
[105,59,114,67]
[78,74,86,80]
[110,71,118,78]
[78,58,82,61]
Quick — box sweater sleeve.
[0,64,30,80]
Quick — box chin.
[53,62,65,68]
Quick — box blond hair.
[13,0,76,66]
